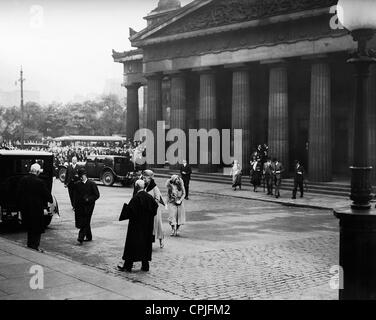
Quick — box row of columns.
[124,59,347,181]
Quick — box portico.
[113,0,376,182]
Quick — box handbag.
[119,203,130,221]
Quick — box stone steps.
[151,167,356,198]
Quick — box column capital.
[224,63,250,72]
[260,59,288,68]
[164,70,188,79]
[302,54,330,64]
[125,82,142,90]
[145,72,163,80]
[191,67,216,75]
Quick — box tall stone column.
[198,69,217,173]
[170,73,187,131]
[170,72,187,165]
[232,66,252,173]
[146,74,163,167]
[125,83,140,139]
[308,61,332,182]
[367,64,376,185]
[146,74,163,134]
[268,63,289,170]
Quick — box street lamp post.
[334,0,376,300]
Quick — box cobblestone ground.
[0,178,339,300]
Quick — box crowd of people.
[4,137,307,272]
[0,139,147,169]
[231,144,306,200]
[63,158,190,273]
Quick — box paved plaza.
[0,178,343,300]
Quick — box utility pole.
[17,66,25,148]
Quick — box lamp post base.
[334,207,376,300]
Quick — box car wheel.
[58,167,67,183]
[102,171,115,186]
[44,215,53,228]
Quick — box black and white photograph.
[1,0,376,308]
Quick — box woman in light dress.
[166,175,186,237]
[230,160,242,191]
[142,170,166,248]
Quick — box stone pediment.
[132,0,336,45]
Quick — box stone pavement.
[0,237,178,300]
[0,179,342,300]
[185,179,350,210]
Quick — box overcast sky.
[0,0,192,103]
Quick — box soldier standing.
[292,160,305,199]
[272,158,284,199]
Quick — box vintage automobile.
[0,150,59,227]
[57,155,140,187]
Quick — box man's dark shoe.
[141,262,150,272]
[84,238,92,242]
[117,264,132,272]
[77,239,83,245]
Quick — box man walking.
[272,158,284,199]
[18,163,53,252]
[263,158,274,196]
[74,168,100,244]
[64,156,80,210]
[180,160,192,200]
[292,160,305,199]
[118,180,158,272]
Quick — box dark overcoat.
[64,164,81,186]
[74,180,100,229]
[122,191,158,262]
[17,174,53,234]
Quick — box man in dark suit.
[74,168,100,244]
[64,156,80,210]
[118,179,158,272]
[272,158,284,199]
[292,160,305,199]
[17,163,53,251]
[180,160,192,200]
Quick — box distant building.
[103,78,126,103]
[0,89,40,107]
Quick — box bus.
[53,135,128,148]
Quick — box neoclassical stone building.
[113,0,376,182]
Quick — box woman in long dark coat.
[118,180,158,272]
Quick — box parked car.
[57,155,140,187]
[0,150,59,227]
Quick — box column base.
[350,166,373,209]
[334,207,376,300]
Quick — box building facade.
[113,0,376,182]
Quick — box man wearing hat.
[74,168,100,244]
[17,163,53,251]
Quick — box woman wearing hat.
[166,174,186,236]
[143,170,165,248]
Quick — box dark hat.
[78,168,87,177]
